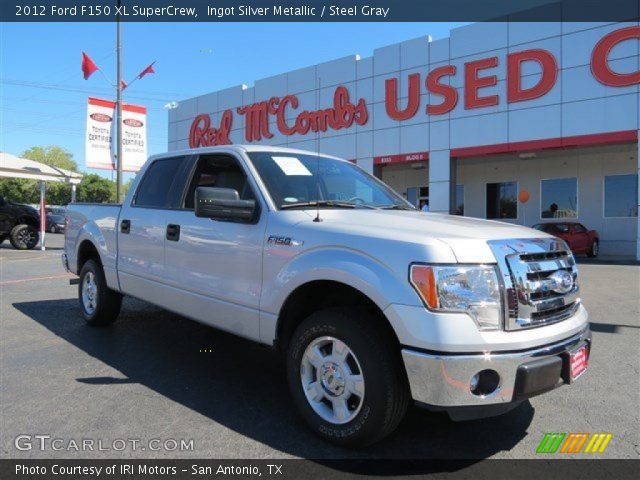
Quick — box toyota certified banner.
[85,98,147,172]
[121,103,147,172]
[85,97,115,170]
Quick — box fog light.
[470,369,501,397]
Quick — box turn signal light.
[410,265,438,309]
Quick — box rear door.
[571,223,590,252]
[162,152,268,341]
[117,155,191,299]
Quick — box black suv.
[0,195,40,249]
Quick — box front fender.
[260,246,422,318]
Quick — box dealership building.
[168,21,640,259]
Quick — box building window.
[541,177,578,219]
[455,185,464,215]
[486,182,517,219]
[604,174,638,217]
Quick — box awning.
[0,152,83,184]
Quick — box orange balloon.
[518,190,530,203]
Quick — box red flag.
[138,62,155,79]
[120,80,128,91]
[81,52,99,80]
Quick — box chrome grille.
[489,238,580,331]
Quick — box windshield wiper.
[280,201,375,210]
[379,204,414,210]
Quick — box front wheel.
[78,259,123,326]
[286,308,409,447]
[9,224,39,250]
[587,239,599,258]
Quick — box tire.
[587,239,599,258]
[9,224,39,250]
[50,225,57,234]
[78,259,123,326]
[286,307,409,447]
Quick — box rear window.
[534,223,569,234]
[134,157,187,208]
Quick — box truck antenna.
[313,76,322,223]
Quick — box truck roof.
[149,144,344,162]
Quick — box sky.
[1,21,466,180]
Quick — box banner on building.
[85,97,115,170]
[85,98,147,172]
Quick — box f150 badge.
[267,235,303,247]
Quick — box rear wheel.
[587,239,599,258]
[9,224,39,250]
[286,308,409,447]
[78,259,123,326]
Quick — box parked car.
[64,146,591,447]
[46,213,66,233]
[532,222,599,257]
[0,195,40,249]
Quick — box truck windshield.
[247,152,413,210]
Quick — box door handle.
[120,219,130,234]
[166,224,180,241]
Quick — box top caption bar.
[3,0,640,22]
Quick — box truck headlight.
[409,264,503,330]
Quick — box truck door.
[117,155,190,300]
[162,152,267,342]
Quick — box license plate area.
[569,345,588,381]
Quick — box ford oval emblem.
[550,270,574,294]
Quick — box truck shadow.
[13,297,534,471]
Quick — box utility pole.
[115,0,123,203]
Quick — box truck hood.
[301,209,554,263]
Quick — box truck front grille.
[489,239,580,331]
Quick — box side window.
[134,157,187,208]
[184,155,255,210]
[573,224,587,233]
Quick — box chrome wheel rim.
[592,242,598,255]
[300,336,365,425]
[82,272,97,315]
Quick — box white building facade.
[168,21,640,258]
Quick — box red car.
[532,222,599,257]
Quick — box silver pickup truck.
[64,145,591,447]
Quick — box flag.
[81,52,99,80]
[120,80,128,91]
[138,62,155,79]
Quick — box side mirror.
[195,187,256,221]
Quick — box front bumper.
[402,326,591,410]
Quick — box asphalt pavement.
[1,234,638,461]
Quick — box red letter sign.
[507,49,557,103]
[591,26,640,87]
[426,65,458,115]
[385,74,420,120]
[464,57,499,109]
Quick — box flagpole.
[116,0,123,203]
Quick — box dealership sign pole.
[115,0,123,203]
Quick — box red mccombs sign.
[189,26,640,148]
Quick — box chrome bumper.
[402,326,591,408]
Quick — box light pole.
[115,0,123,203]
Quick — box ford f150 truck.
[63,145,591,447]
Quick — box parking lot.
[1,234,638,461]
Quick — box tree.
[76,174,116,203]
[21,145,78,172]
